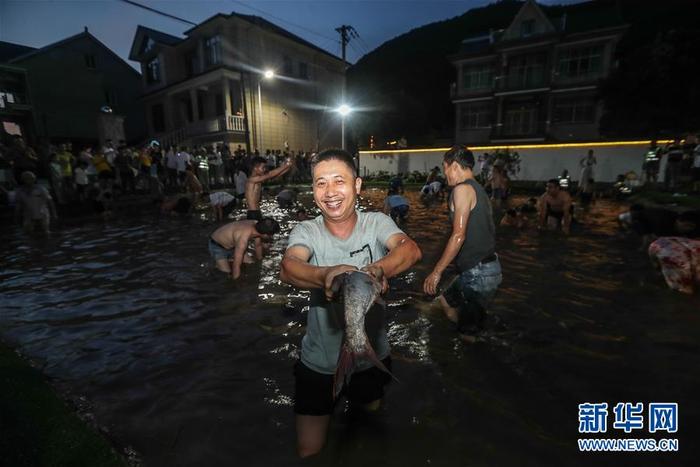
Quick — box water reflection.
[1,188,699,466]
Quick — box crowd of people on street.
[0,133,317,231]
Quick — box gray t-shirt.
[287,211,404,374]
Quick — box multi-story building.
[5,30,146,145]
[451,0,627,144]
[129,12,346,152]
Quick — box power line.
[229,0,339,45]
[117,0,197,26]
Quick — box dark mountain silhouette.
[347,0,700,147]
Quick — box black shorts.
[246,209,262,221]
[293,357,392,416]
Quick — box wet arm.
[231,236,248,279]
[280,245,326,288]
[371,233,421,279]
[254,237,263,260]
[433,185,471,274]
[424,185,471,294]
[280,245,357,296]
[250,160,293,183]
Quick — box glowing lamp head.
[337,104,352,117]
[263,70,274,79]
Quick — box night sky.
[0,0,579,68]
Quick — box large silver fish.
[331,270,396,397]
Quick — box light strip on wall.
[360,140,674,155]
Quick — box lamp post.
[257,69,274,151]
[336,104,352,150]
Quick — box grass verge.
[0,343,125,467]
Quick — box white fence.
[359,141,670,183]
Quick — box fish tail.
[362,341,399,383]
[334,342,355,398]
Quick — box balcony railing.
[158,115,246,148]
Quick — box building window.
[141,37,156,55]
[283,56,293,75]
[520,19,536,38]
[506,53,546,89]
[504,104,539,135]
[85,54,96,69]
[151,103,165,133]
[461,64,493,90]
[185,51,198,77]
[205,35,222,66]
[459,103,493,130]
[299,62,309,80]
[146,57,160,84]
[557,45,603,79]
[554,97,596,123]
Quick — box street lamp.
[257,69,274,150]
[336,104,352,150]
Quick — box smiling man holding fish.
[280,148,422,458]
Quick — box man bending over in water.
[209,218,280,279]
[245,156,294,220]
[539,178,572,234]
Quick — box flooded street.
[1,189,699,467]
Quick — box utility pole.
[335,25,359,96]
[335,25,357,151]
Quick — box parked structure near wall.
[360,141,668,183]
[129,12,345,152]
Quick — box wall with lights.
[359,141,671,183]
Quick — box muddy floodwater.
[1,189,699,466]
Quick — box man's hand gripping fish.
[331,269,398,397]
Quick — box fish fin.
[333,342,354,398]
[363,342,399,383]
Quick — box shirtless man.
[539,178,572,234]
[209,218,281,279]
[245,156,294,220]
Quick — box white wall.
[360,142,662,183]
